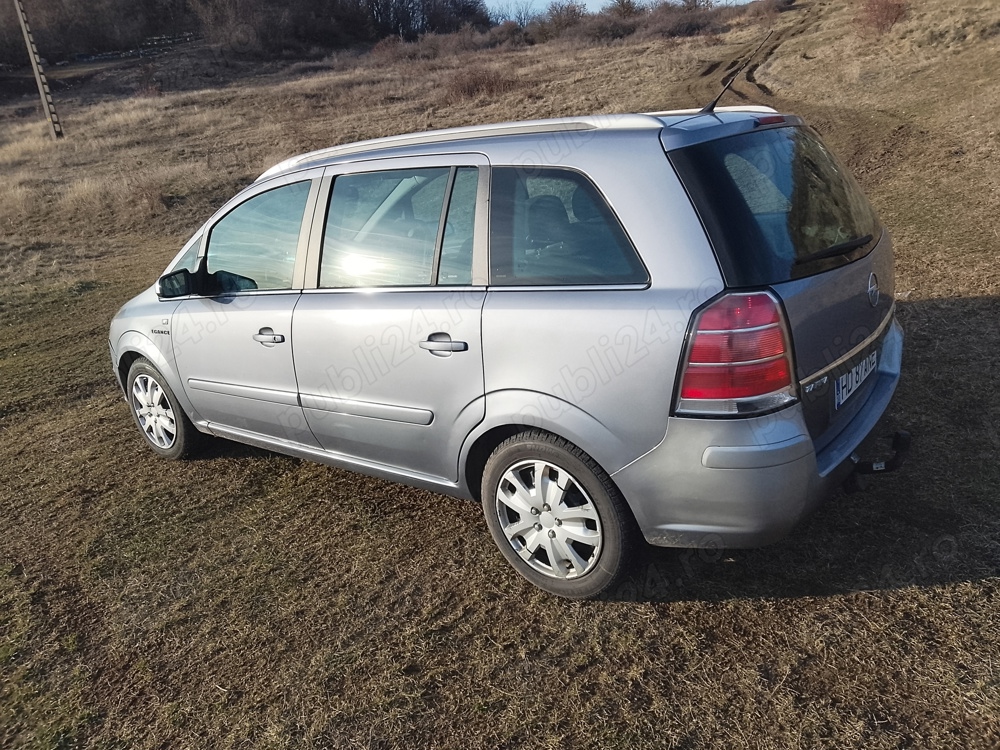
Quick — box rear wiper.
[795,234,874,265]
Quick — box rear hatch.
[668,122,895,452]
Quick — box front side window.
[320,167,478,288]
[205,181,311,292]
[489,167,647,286]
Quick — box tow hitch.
[853,431,911,474]
[844,431,911,492]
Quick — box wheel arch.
[464,424,525,502]
[116,350,141,392]
[460,389,636,502]
[114,331,199,423]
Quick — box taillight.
[675,291,797,416]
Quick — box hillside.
[2,1,1000,747]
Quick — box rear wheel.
[126,358,198,460]
[481,430,636,599]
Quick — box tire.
[481,430,637,599]
[125,357,198,460]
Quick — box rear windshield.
[669,126,881,286]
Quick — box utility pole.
[13,0,63,139]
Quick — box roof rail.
[256,113,665,181]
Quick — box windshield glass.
[669,126,881,285]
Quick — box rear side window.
[489,167,647,286]
[321,167,478,288]
[670,127,881,286]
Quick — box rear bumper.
[612,318,903,549]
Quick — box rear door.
[292,155,489,482]
[669,124,895,450]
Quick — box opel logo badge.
[867,273,880,307]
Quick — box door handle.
[419,340,468,352]
[253,327,285,346]
[420,333,468,356]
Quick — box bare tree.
[489,1,510,24]
[511,0,537,26]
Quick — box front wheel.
[481,430,637,599]
[126,357,198,460]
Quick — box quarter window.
[439,167,478,285]
[170,232,202,274]
[489,167,647,286]
[205,181,311,292]
[320,167,479,288]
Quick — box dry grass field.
[2,0,1000,747]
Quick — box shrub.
[857,0,907,35]
[371,35,406,60]
[743,0,794,27]
[183,0,268,54]
[134,62,163,98]
[573,13,640,42]
[602,0,644,19]
[432,25,490,53]
[487,20,530,47]
[547,0,587,29]
[446,65,519,101]
[528,0,586,40]
[371,28,497,62]
[644,4,723,39]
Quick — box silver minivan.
[110,106,905,598]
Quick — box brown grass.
[3,0,1000,747]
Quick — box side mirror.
[156,268,194,298]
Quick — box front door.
[172,176,319,447]
[172,294,315,444]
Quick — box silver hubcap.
[131,374,176,449]
[495,459,602,579]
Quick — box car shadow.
[603,295,1000,602]
[186,434,285,462]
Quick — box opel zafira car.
[110,106,906,598]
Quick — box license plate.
[834,351,877,410]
